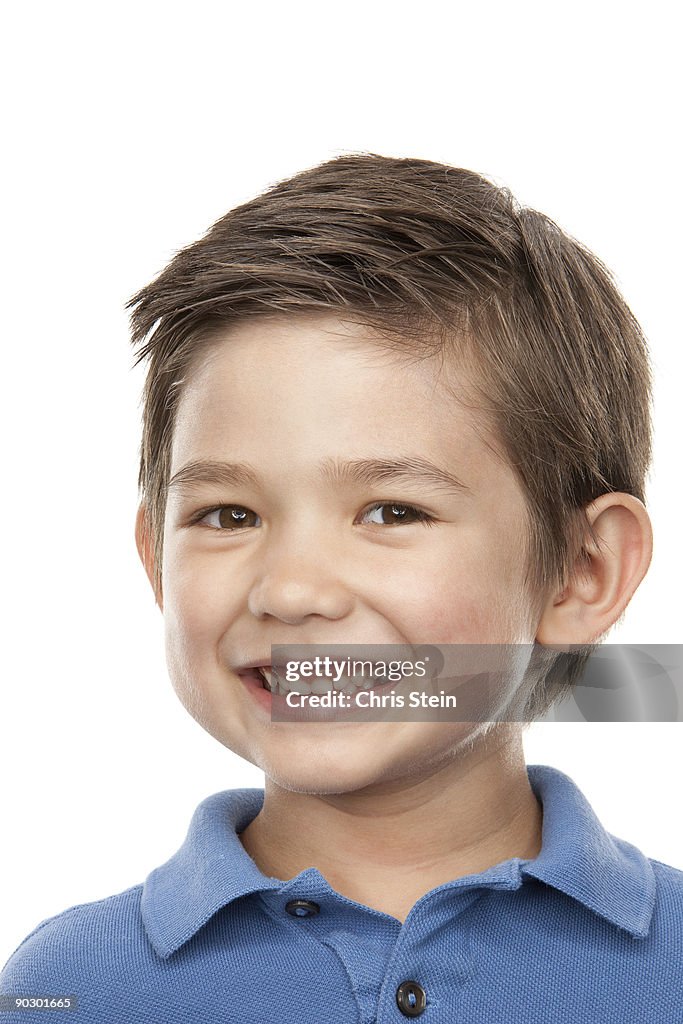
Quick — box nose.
[247,546,355,625]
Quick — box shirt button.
[396,980,427,1018]
[285,899,321,918]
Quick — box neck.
[239,727,543,923]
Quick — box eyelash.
[361,502,436,528]
[188,502,437,531]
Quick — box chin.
[254,721,490,796]
[260,747,395,796]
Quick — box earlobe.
[135,505,163,610]
[535,493,653,648]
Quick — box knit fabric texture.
[1,764,682,1022]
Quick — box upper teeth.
[259,666,375,695]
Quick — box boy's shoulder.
[638,855,683,953]
[0,884,146,1020]
[1,881,145,960]
[647,855,683,934]
[648,855,683,890]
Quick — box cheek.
[161,542,239,659]
[161,547,242,730]
[390,525,533,642]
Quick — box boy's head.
[129,154,653,770]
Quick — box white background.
[1,1,681,966]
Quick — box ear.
[135,505,163,610]
[535,492,653,648]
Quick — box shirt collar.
[521,763,655,939]
[141,763,656,958]
[141,787,270,958]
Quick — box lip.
[236,666,290,714]
[234,658,273,673]
[236,663,409,720]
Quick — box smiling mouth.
[252,665,397,697]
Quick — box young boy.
[1,154,680,1022]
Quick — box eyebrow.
[168,456,471,495]
[320,456,471,494]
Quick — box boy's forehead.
[189,313,468,387]
[171,314,509,484]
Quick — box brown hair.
[128,152,652,718]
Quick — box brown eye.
[360,503,433,526]
[202,506,261,530]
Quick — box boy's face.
[155,315,544,794]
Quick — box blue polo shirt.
[1,764,682,1022]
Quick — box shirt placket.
[258,870,498,1023]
